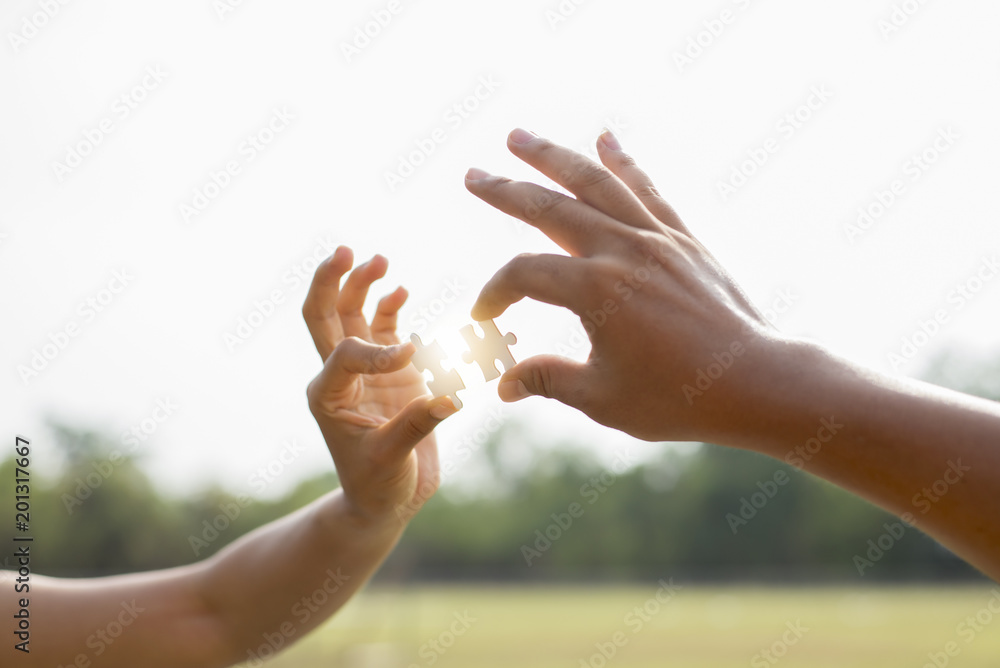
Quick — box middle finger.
[506,129,663,232]
[465,172,621,258]
[336,255,389,340]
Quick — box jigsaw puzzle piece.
[460,319,517,382]
[410,333,465,409]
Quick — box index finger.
[465,171,620,258]
[302,246,353,361]
[308,338,415,413]
[470,253,595,321]
[596,131,691,235]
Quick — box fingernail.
[466,167,491,181]
[430,397,459,420]
[600,129,622,151]
[498,379,531,402]
[509,128,538,145]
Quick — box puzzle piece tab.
[460,319,517,382]
[410,333,465,409]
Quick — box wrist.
[712,333,845,455]
[318,490,408,543]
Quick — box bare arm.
[730,340,1000,576]
[465,128,1000,580]
[3,248,456,667]
[8,491,408,667]
[198,491,411,666]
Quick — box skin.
[2,247,457,667]
[6,130,998,666]
[464,127,1000,581]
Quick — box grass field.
[257,584,1000,668]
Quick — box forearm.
[200,489,405,665]
[724,338,1000,579]
[1,487,407,668]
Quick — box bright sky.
[3,0,999,500]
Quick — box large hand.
[303,246,457,525]
[465,129,790,443]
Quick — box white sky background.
[2,0,999,500]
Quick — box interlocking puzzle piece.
[460,319,517,382]
[410,333,466,409]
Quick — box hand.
[302,247,457,526]
[465,128,793,443]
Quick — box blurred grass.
[260,584,1000,667]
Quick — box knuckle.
[509,252,540,272]
[301,298,318,322]
[532,137,556,156]
[567,161,615,190]
[615,152,640,170]
[483,175,515,194]
[421,478,441,500]
[498,253,538,289]
[331,336,363,368]
[633,183,663,201]
[400,415,430,443]
[375,294,394,313]
[583,259,619,300]
[305,378,323,414]
[665,232,701,265]
[370,347,395,373]
[624,230,661,259]
[522,188,568,221]
[335,300,361,317]
[527,364,557,400]
[330,337,351,361]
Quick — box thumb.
[376,395,457,459]
[497,355,591,409]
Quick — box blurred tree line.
[2,350,994,583]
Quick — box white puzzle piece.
[410,333,466,409]
[460,320,518,382]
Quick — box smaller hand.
[302,247,457,526]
